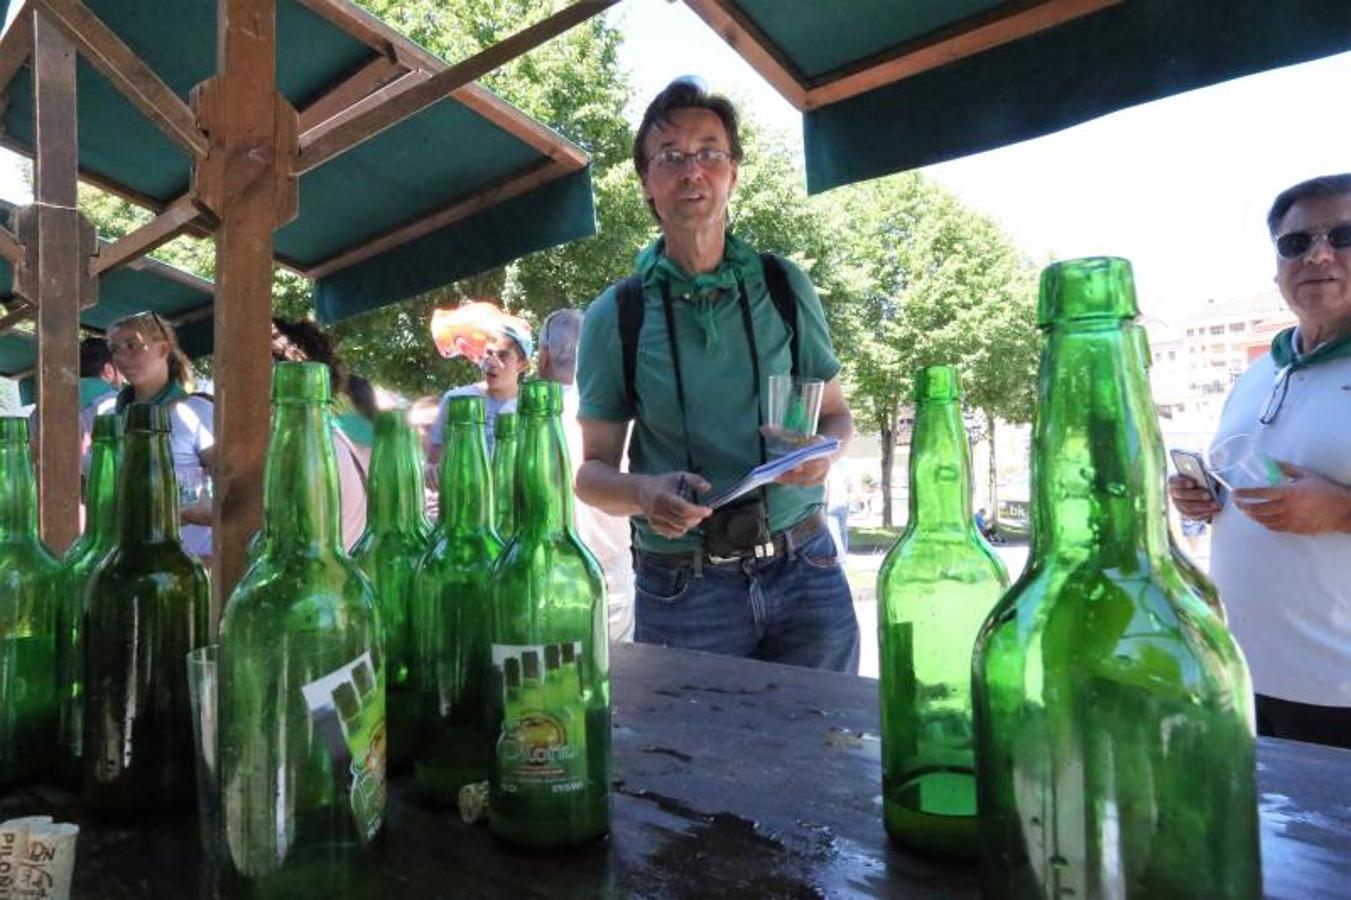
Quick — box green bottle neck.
[516,413,573,537]
[367,426,426,534]
[261,404,343,554]
[1029,322,1170,566]
[83,435,120,552]
[906,397,974,532]
[116,430,180,544]
[0,441,39,540]
[437,419,494,531]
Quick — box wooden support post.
[203,0,286,624]
[31,7,80,552]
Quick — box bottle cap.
[1038,257,1138,327]
[271,361,331,405]
[445,395,486,425]
[914,365,962,403]
[518,379,562,416]
[123,403,171,433]
[0,416,28,443]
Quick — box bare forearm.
[576,460,650,517]
[818,410,853,462]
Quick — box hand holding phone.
[1170,449,1220,503]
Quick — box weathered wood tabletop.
[4,641,1348,898]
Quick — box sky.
[610,0,1351,322]
[0,2,1346,325]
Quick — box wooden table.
[5,642,1349,897]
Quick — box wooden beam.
[0,302,34,335]
[305,158,570,280]
[804,0,1123,109]
[297,53,405,133]
[207,0,283,622]
[299,68,428,147]
[31,8,80,553]
[296,0,617,174]
[0,2,34,95]
[31,0,209,158]
[89,193,207,277]
[0,224,22,264]
[682,0,808,110]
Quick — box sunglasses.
[1273,223,1351,259]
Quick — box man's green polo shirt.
[577,233,841,553]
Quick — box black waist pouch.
[703,494,771,557]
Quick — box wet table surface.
[4,641,1349,898]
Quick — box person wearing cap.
[575,79,858,673]
[427,322,532,468]
[1168,173,1351,748]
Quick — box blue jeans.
[633,526,860,673]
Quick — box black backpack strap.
[616,274,646,412]
[759,252,799,376]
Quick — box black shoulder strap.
[616,275,645,412]
[759,252,799,376]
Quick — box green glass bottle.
[411,396,502,802]
[491,411,519,537]
[877,365,1009,861]
[352,410,430,773]
[218,363,386,895]
[56,413,121,784]
[0,417,60,787]
[1125,324,1227,622]
[83,404,209,815]
[971,258,1260,899]
[488,379,610,849]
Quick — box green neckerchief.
[1269,326,1351,370]
[637,232,760,350]
[114,380,188,413]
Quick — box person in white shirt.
[426,323,533,475]
[539,307,635,642]
[1169,173,1351,749]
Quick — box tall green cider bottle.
[83,403,209,814]
[488,379,610,849]
[352,410,430,772]
[877,365,1008,860]
[492,411,519,537]
[56,413,120,784]
[218,363,385,896]
[971,258,1260,899]
[0,417,60,787]
[411,395,502,802]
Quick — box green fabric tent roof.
[700,0,1351,193]
[0,0,596,319]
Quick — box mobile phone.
[1169,449,1221,504]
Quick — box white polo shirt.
[1208,346,1351,707]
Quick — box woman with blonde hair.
[90,311,216,562]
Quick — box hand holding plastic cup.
[764,375,823,455]
[1207,433,1285,495]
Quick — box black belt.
[644,509,829,568]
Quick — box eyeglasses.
[1258,364,1292,425]
[650,147,732,174]
[1273,223,1351,259]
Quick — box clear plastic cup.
[765,375,824,455]
[187,645,218,857]
[1207,433,1284,493]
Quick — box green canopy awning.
[685,0,1351,193]
[0,0,596,316]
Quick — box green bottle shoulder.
[0,538,67,576]
[63,542,117,580]
[494,533,604,581]
[878,530,1008,586]
[87,542,208,585]
[224,553,377,625]
[421,528,502,569]
[352,528,432,567]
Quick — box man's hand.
[1168,474,1222,522]
[1233,461,1351,535]
[181,495,213,527]
[637,472,712,539]
[763,428,833,487]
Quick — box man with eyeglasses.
[575,79,859,672]
[1170,173,1351,748]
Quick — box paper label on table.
[492,642,588,796]
[301,652,387,841]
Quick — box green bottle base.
[220,826,385,899]
[488,800,610,851]
[883,767,978,862]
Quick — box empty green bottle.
[877,366,1008,861]
[218,363,385,895]
[971,258,1260,899]
[411,395,502,802]
[83,404,209,815]
[56,413,120,784]
[352,410,430,772]
[0,417,60,787]
[488,379,610,849]
[492,411,519,537]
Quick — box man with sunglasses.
[574,79,859,673]
[1170,173,1351,748]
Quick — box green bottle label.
[493,642,587,797]
[301,652,387,841]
